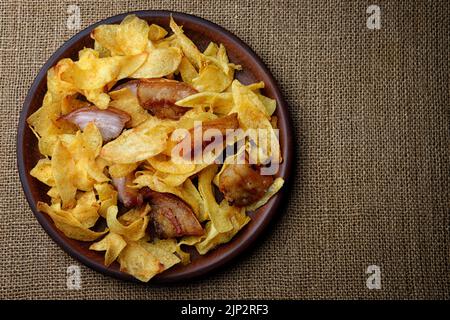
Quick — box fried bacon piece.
[58,106,130,142]
[137,78,197,120]
[144,190,204,239]
[112,173,143,208]
[219,163,274,207]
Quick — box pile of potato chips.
[28,15,284,282]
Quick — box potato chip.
[169,17,203,68]
[203,42,219,57]
[101,118,173,163]
[51,141,77,208]
[108,162,139,179]
[116,15,150,55]
[147,154,195,175]
[148,23,168,41]
[106,205,149,241]
[182,178,208,222]
[198,165,233,233]
[90,232,127,266]
[109,88,150,127]
[192,64,232,93]
[94,183,118,218]
[231,80,280,163]
[178,57,198,85]
[118,242,163,282]
[37,202,107,241]
[91,14,149,56]
[118,204,151,225]
[176,91,234,115]
[130,42,182,79]
[195,201,250,255]
[140,240,180,270]
[70,191,100,228]
[246,177,284,211]
[30,159,55,187]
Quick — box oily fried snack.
[28,15,285,282]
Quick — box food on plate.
[28,14,284,282]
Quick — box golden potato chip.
[71,191,100,228]
[94,183,118,218]
[94,40,111,58]
[106,205,149,241]
[147,154,195,175]
[108,162,139,179]
[169,17,203,68]
[109,88,150,127]
[118,242,163,282]
[231,80,280,163]
[130,42,182,79]
[89,232,127,266]
[91,14,149,56]
[116,15,150,55]
[101,118,173,163]
[148,23,168,41]
[182,178,208,222]
[178,56,198,85]
[195,201,250,255]
[198,165,233,233]
[38,202,107,241]
[52,141,77,208]
[192,64,232,93]
[176,91,233,115]
[140,240,180,270]
[30,159,55,187]
[246,177,284,211]
[203,42,219,57]
[118,204,151,225]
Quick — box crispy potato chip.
[91,14,149,56]
[101,118,173,163]
[130,42,182,79]
[94,183,118,218]
[108,162,139,179]
[38,202,107,241]
[231,80,280,163]
[90,232,127,266]
[118,242,163,282]
[52,141,77,208]
[109,88,150,127]
[116,15,150,55]
[106,205,149,241]
[192,63,232,93]
[94,40,111,58]
[198,165,233,233]
[169,17,203,68]
[148,23,168,41]
[246,177,284,211]
[182,178,208,222]
[176,91,233,115]
[118,204,151,225]
[71,191,100,228]
[140,240,180,270]
[30,159,55,187]
[195,201,250,255]
[178,56,198,85]
[147,154,195,175]
[203,42,219,57]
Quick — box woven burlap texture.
[1,0,449,299]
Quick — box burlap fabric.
[1,0,448,299]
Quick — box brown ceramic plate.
[17,10,293,283]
